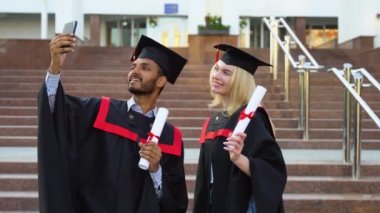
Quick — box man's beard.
[128,79,156,95]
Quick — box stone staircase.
[0,46,380,212]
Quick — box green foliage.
[198,13,230,30]
[239,19,247,29]
[149,17,157,28]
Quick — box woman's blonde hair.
[208,63,256,116]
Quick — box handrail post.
[343,63,352,163]
[298,55,306,130]
[269,17,274,74]
[269,17,279,80]
[273,20,279,80]
[284,35,290,102]
[353,72,363,179]
[303,63,310,140]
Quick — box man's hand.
[48,33,76,74]
[139,141,162,172]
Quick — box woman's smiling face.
[211,60,236,98]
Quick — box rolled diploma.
[232,85,267,135]
[138,107,169,170]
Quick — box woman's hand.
[223,132,246,162]
[223,132,251,176]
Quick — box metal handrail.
[278,18,323,69]
[353,68,380,91]
[262,17,324,140]
[329,68,380,128]
[262,16,379,178]
[262,17,324,70]
[329,66,380,179]
[262,18,298,68]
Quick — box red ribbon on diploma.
[147,132,160,142]
[239,111,254,120]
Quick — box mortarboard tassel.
[132,50,136,61]
[214,49,220,63]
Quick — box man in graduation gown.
[193,44,287,213]
[37,34,188,213]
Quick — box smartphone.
[61,21,77,49]
[62,20,78,35]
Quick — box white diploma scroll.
[138,107,169,170]
[232,85,267,135]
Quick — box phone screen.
[63,21,78,35]
[61,21,77,49]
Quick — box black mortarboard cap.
[131,35,187,84]
[214,44,271,75]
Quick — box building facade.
[0,0,379,48]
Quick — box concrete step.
[1,136,380,150]
[0,90,288,101]
[0,75,290,85]
[0,192,38,211]
[2,174,380,195]
[2,161,380,178]
[2,116,380,129]
[0,67,279,78]
[276,139,380,150]
[184,162,380,178]
[1,107,225,117]
[0,136,36,147]
[3,105,380,121]
[0,82,210,92]
[185,176,380,195]
[1,147,380,175]
[184,138,380,149]
[0,76,378,100]
[0,98,282,108]
[0,82,289,94]
[0,125,304,138]
[284,176,380,194]
[1,75,368,90]
[3,125,380,140]
[2,98,380,113]
[0,174,37,191]
[1,192,380,212]
[283,193,380,213]
[287,93,380,102]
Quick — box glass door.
[132,17,146,46]
[249,17,270,48]
[106,17,146,47]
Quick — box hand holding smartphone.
[61,20,77,49]
[49,21,78,73]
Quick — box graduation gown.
[37,81,188,213]
[193,106,287,213]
